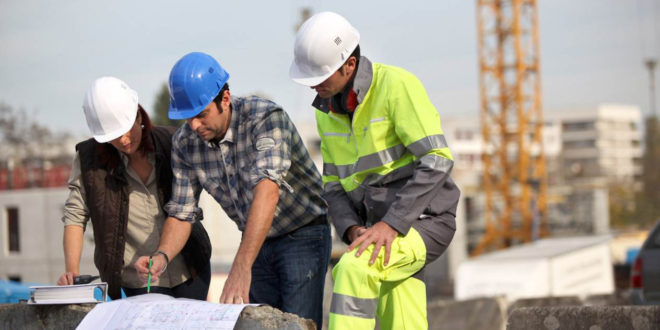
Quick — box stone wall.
[507,306,660,330]
[0,304,315,330]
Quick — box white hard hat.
[82,77,139,143]
[290,11,360,86]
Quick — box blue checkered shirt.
[165,96,327,237]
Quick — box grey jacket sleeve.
[381,155,457,236]
[324,181,363,244]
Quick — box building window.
[563,140,595,148]
[562,121,594,131]
[7,207,19,252]
[8,275,21,283]
[455,129,474,141]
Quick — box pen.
[147,256,152,293]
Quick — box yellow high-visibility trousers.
[329,228,427,330]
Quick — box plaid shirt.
[165,96,327,237]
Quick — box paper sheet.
[76,293,254,330]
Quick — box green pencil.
[147,256,152,293]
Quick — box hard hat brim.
[91,108,138,143]
[168,99,213,120]
[289,60,336,87]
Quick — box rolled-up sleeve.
[165,136,204,222]
[61,152,89,229]
[248,109,293,192]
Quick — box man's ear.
[343,56,357,76]
[222,90,231,111]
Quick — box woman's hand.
[57,271,79,285]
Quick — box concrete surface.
[507,306,660,330]
[1,291,643,330]
[0,303,94,330]
[584,291,633,306]
[507,296,583,312]
[0,303,315,330]
[427,297,507,330]
[234,305,315,330]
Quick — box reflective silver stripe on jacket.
[323,163,339,177]
[406,134,448,157]
[355,144,406,173]
[323,144,405,179]
[330,293,378,319]
[419,154,454,173]
[323,134,448,180]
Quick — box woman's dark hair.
[135,105,154,156]
[212,83,230,113]
[96,105,153,169]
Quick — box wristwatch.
[152,250,170,273]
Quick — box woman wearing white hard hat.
[57,77,211,300]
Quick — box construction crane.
[472,0,548,255]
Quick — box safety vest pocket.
[323,132,351,143]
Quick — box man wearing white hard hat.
[291,12,460,329]
[58,77,212,300]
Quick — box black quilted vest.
[76,126,211,299]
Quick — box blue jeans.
[250,221,331,329]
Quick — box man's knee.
[333,251,371,277]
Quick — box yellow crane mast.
[472,0,548,255]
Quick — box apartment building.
[551,104,643,187]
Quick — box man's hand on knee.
[348,221,398,266]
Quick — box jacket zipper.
[329,111,361,185]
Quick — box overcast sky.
[1,0,658,137]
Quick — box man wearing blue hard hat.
[135,52,330,327]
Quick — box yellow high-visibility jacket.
[313,56,460,245]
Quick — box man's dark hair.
[212,83,230,113]
[350,44,360,60]
[339,44,360,73]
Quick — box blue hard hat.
[168,52,230,120]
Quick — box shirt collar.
[312,56,373,113]
[205,99,239,148]
[118,150,155,166]
[118,151,156,185]
[224,99,239,143]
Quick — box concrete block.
[0,303,94,329]
[428,297,507,330]
[508,296,583,312]
[234,305,316,330]
[0,303,315,330]
[584,291,633,306]
[507,306,660,330]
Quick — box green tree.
[610,116,660,228]
[151,83,184,127]
[609,182,638,228]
